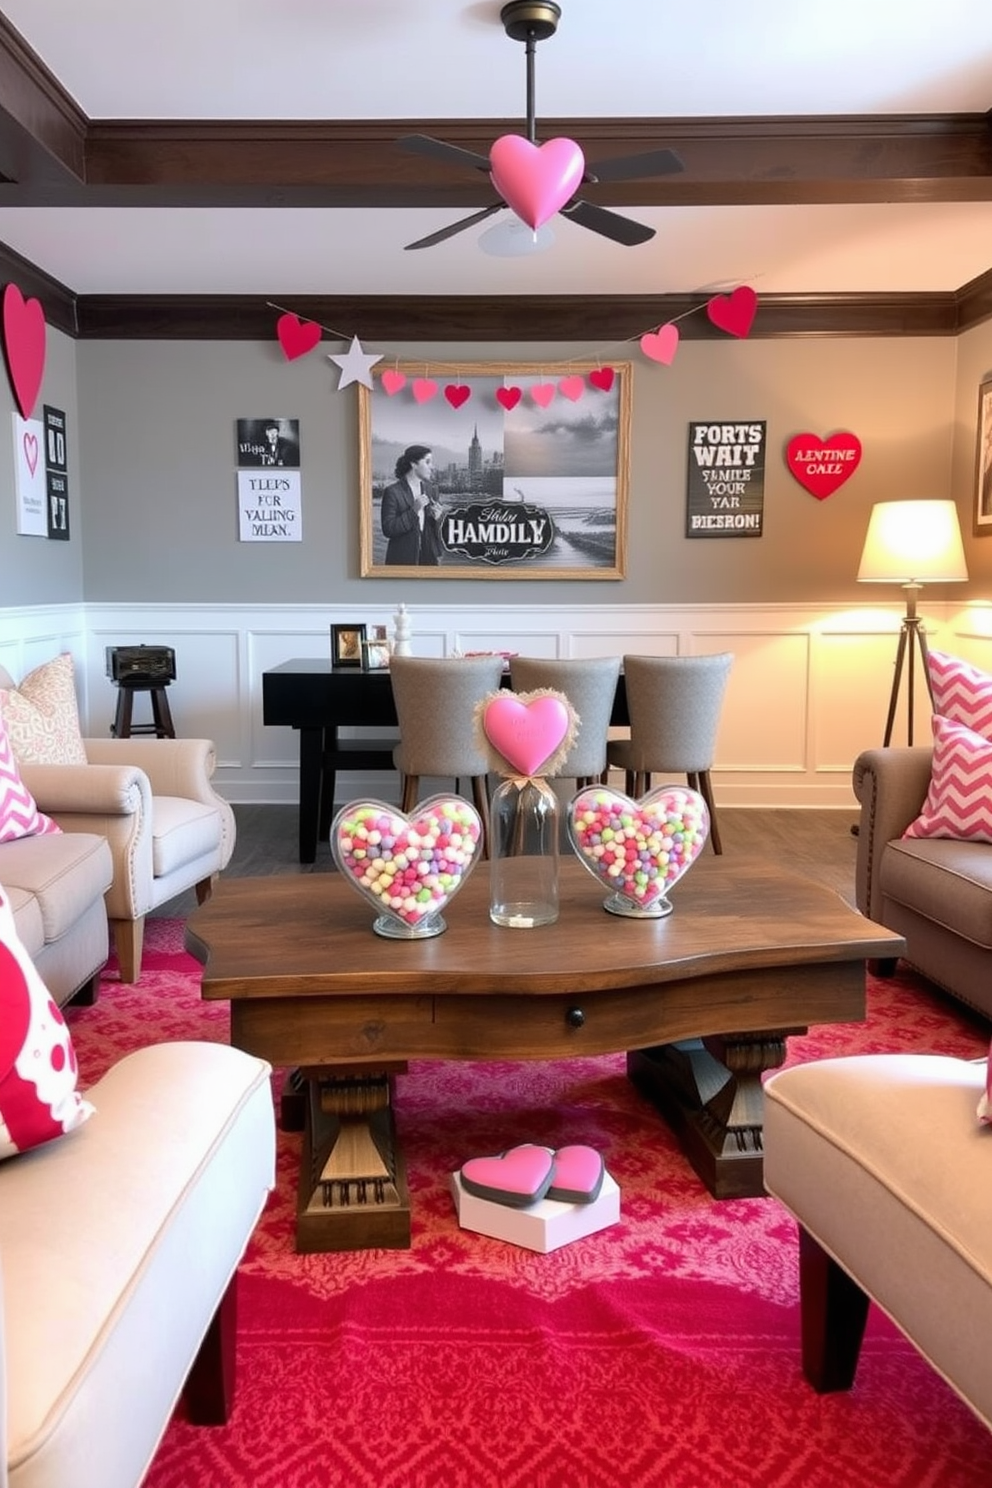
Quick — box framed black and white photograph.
[358,362,630,579]
[331,623,367,667]
[362,638,391,670]
[236,417,301,469]
[974,378,992,536]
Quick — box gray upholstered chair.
[390,655,506,853]
[606,653,733,853]
[509,656,621,787]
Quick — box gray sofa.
[853,746,992,1022]
[0,831,113,1007]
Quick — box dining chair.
[389,655,506,854]
[509,656,621,787]
[606,653,734,853]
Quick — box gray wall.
[14,325,988,607]
[0,327,84,606]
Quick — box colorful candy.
[333,797,483,927]
[566,785,709,908]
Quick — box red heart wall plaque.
[2,284,46,420]
[785,431,862,500]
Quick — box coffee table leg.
[627,1029,802,1200]
[296,1068,411,1253]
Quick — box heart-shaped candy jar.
[566,784,710,918]
[331,796,483,939]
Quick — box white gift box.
[450,1168,620,1253]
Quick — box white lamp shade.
[857,499,969,584]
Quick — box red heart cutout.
[588,367,615,392]
[276,312,321,361]
[496,385,522,411]
[460,1144,556,1208]
[640,324,679,365]
[706,286,758,339]
[412,378,439,404]
[2,283,46,420]
[785,431,862,499]
[444,383,470,408]
[546,1145,605,1204]
[381,369,406,396]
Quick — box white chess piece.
[393,603,412,657]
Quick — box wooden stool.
[111,680,176,739]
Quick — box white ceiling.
[2,0,992,299]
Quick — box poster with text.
[237,470,302,541]
[12,413,46,536]
[44,404,70,540]
[685,420,766,538]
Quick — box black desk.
[262,657,629,863]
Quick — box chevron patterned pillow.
[903,714,992,843]
[926,650,992,741]
[0,714,61,843]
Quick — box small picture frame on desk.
[362,639,392,671]
[330,623,367,668]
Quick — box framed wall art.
[330,623,367,667]
[358,361,630,579]
[974,376,992,536]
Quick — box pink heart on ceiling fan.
[275,312,321,361]
[2,284,46,420]
[489,134,585,231]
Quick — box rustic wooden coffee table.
[185,859,904,1252]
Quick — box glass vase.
[489,776,559,928]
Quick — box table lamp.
[856,499,968,744]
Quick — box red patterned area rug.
[72,921,991,1488]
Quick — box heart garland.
[276,312,321,361]
[371,367,618,408]
[567,784,710,910]
[785,431,862,499]
[2,283,46,420]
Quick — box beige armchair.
[20,737,235,983]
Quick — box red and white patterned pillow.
[903,714,992,843]
[0,652,88,766]
[927,650,992,742]
[0,713,61,843]
[0,886,93,1160]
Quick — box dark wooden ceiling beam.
[0,13,85,187]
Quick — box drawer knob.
[566,1007,585,1028]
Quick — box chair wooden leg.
[697,769,723,854]
[195,875,216,905]
[112,916,145,984]
[183,1272,239,1425]
[798,1227,870,1393]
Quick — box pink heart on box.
[444,383,470,408]
[640,324,679,365]
[381,369,407,396]
[567,784,710,909]
[412,378,439,404]
[489,135,585,231]
[2,283,46,420]
[22,432,38,476]
[275,312,321,361]
[546,1145,605,1204]
[785,431,862,500]
[530,382,556,408]
[706,285,758,338]
[460,1144,556,1207]
[483,693,570,777]
[331,796,483,928]
[557,375,585,401]
[496,385,522,411]
[588,367,615,392]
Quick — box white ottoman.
[764,1053,991,1431]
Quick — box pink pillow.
[0,714,61,843]
[903,715,992,844]
[0,886,93,1160]
[927,650,992,742]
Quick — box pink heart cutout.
[412,378,439,404]
[530,382,555,408]
[332,796,483,928]
[483,694,570,777]
[444,383,471,408]
[640,324,679,365]
[460,1144,555,1207]
[275,312,321,361]
[2,283,46,420]
[785,431,862,500]
[23,432,38,476]
[496,385,522,411]
[546,1145,605,1204]
[567,784,710,909]
[588,367,615,391]
[557,376,585,402]
[489,135,585,231]
[706,286,758,338]
[381,369,407,396]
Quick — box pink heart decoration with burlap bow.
[706,286,758,338]
[483,694,570,777]
[381,369,407,396]
[460,1144,556,1207]
[2,283,46,420]
[785,431,862,500]
[276,312,321,361]
[489,135,585,231]
[640,324,679,365]
[567,784,710,909]
[331,796,483,929]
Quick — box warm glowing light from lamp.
[857,499,968,589]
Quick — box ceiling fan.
[399,0,683,252]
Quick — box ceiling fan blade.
[560,199,656,247]
[585,147,685,183]
[404,203,506,251]
[397,133,493,174]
